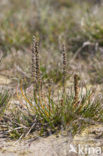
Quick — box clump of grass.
[7,79,103,138]
[5,37,103,139]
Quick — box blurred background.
[0,0,103,53]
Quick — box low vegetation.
[0,36,103,140]
[0,0,103,141]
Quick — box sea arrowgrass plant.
[6,36,103,139]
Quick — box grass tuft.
[4,37,103,139]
